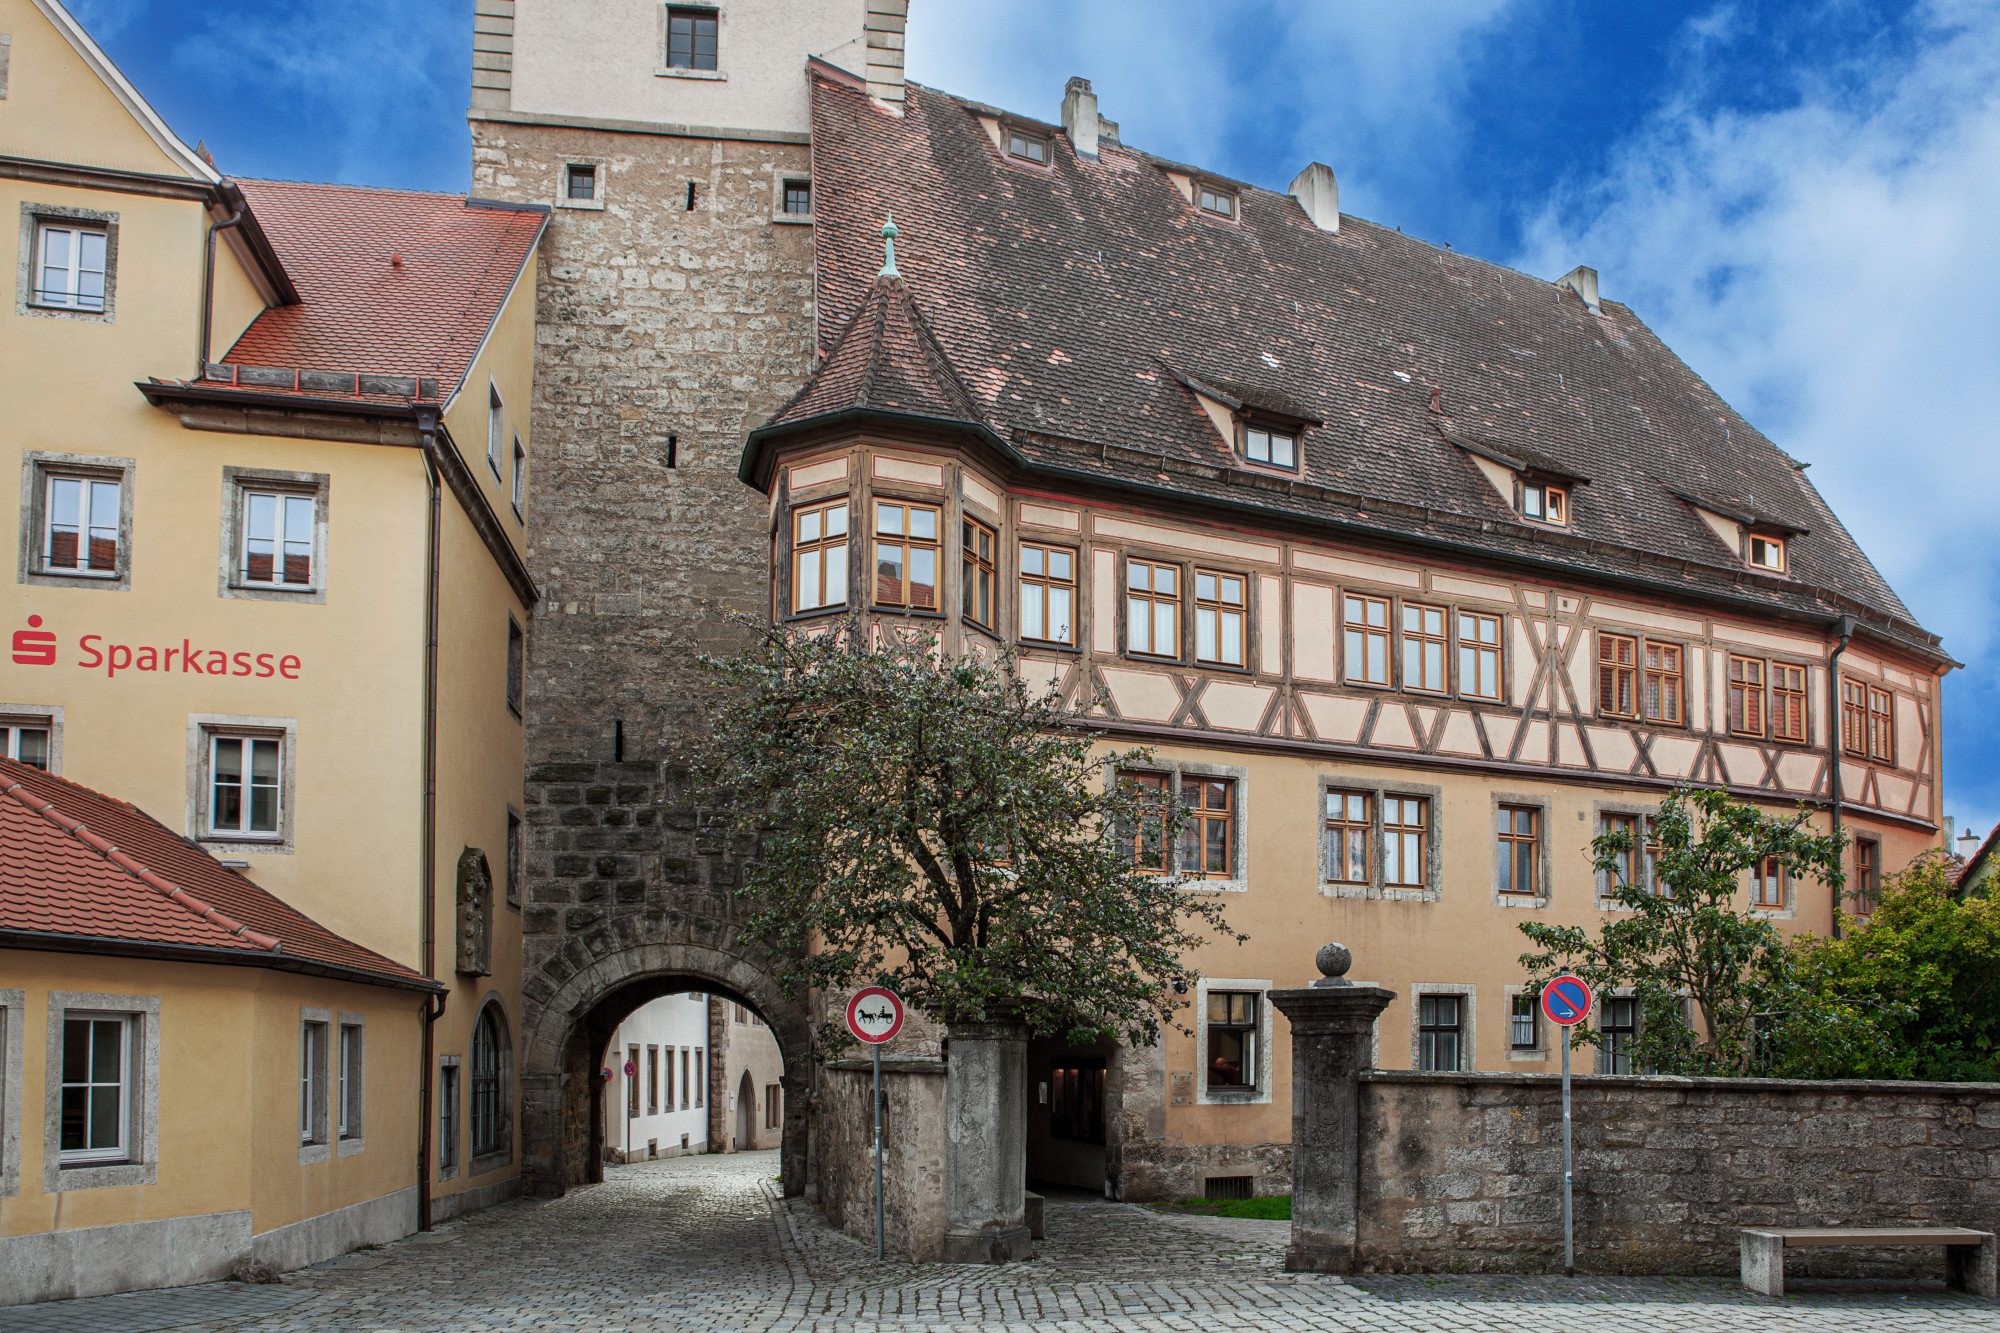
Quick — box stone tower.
[466,0,910,1193]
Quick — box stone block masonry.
[1356,1070,2000,1276]
[815,1057,948,1260]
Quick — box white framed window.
[33,220,108,311]
[299,1012,332,1160]
[1,717,52,770]
[1748,534,1786,571]
[487,382,504,478]
[241,489,316,588]
[60,1013,131,1164]
[1243,426,1295,469]
[210,734,281,837]
[337,1017,365,1151]
[511,434,526,517]
[42,473,121,577]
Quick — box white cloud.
[1510,0,2000,832]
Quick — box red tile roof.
[217,180,546,403]
[768,272,989,431]
[0,759,437,991]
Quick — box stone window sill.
[655,67,725,81]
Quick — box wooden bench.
[1741,1227,1996,1298]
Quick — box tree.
[1773,851,2000,1081]
[1517,786,1847,1076]
[695,615,1243,1049]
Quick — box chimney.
[1558,265,1601,314]
[864,0,909,111]
[1062,76,1100,158]
[1289,163,1340,232]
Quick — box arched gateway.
[519,933,812,1196]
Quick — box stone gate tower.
[467,0,909,1194]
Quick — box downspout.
[198,198,247,376]
[1827,615,1856,940]
[417,408,448,1229]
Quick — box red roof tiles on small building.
[218,180,545,402]
[0,758,436,991]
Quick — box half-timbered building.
[735,65,1952,1201]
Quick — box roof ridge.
[0,778,282,953]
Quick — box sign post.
[845,986,906,1260]
[1540,973,1594,1277]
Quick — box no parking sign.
[1540,974,1594,1027]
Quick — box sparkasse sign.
[11,615,304,680]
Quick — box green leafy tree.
[1517,786,1846,1075]
[1775,851,2000,1081]
[695,615,1243,1049]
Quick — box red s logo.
[12,615,56,667]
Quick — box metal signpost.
[1540,973,1595,1277]
[845,986,906,1260]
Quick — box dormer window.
[1198,186,1236,219]
[1243,426,1295,469]
[1748,535,1786,572]
[1008,130,1048,164]
[1521,482,1567,526]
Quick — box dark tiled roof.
[0,759,437,991]
[768,269,991,430]
[783,76,1934,652]
[217,181,545,403]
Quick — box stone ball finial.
[1313,942,1353,987]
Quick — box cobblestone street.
[5,1151,1993,1333]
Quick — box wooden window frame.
[1456,610,1502,701]
[1868,686,1895,764]
[1121,770,1172,873]
[790,499,849,614]
[1509,995,1538,1052]
[1772,662,1809,743]
[1382,795,1428,888]
[1417,994,1463,1072]
[1204,991,1258,1089]
[1750,855,1785,909]
[1018,542,1076,645]
[1006,127,1050,164]
[1642,640,1685,726]
[1520,481,1567,527]
[961,517,996,630]
[665,6,719,70]
[1196,184,1237,219]
[1747,534,1786,572]
[1125,558,1182,660]
[1597,632,1638,718]
[1497,804,1539,896]
[1179,776,1234,880]
[1727,655,1768,738]
[1400,601,1448,695]
[1323,790,1371,886]
[873,500,942,612]
[1193,568,1248,668]
[1841,678,1870,755]
[1601,997,1639,1074]
[1343,593,1391,687]
[1854,838,1879,915]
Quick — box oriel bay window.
[1324,791,1370,886]
[1206,991,1257,1088]
[1383,796,1427,888]
[43,473,120,575]
[1018,543,1075,643]
[1126,560,1180,657]
[1457,611,1501,700]
[1193,570,1246,667]
[1401,602,1447,693]
[210,734,281,837]
[874,501,939,610]
[1497,805,1538,896]
[791,500,848,613]
[1179,777,1233,879]
[1343,593,1389,685]
[961,518,995,628]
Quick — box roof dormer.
[1165,366,1322,474]
[1674,491,1806,576]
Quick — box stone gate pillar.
[1267,943,1395,1274]
[942,1011,1032,1264]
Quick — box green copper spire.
[880,214,900,279]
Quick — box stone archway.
[520,938,812,1197]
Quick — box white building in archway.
[602,993,788,1161]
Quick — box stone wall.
[1357,1071,2000,1276]
[814,1058,949,1261]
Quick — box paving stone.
[11,1151,1993,1333]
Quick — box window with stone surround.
[1496,805,1539,897]
[665,6,718,70]
[1418,994,1463,1071]
[31,218,107,311]
[1,715,51,770]
[1205,991,1257,1089]
[1178,776,1234,880]
[1323,791,1370,887]
[46,992,158,1191]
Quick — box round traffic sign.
[623,1059,638,1077]
[845,986,905,1045]
[1540,975,1594,1027]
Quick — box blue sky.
[73,0,2000,843]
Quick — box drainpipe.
[1827,615,1856,940]
[198,196,247,376]
[417,408,447,1229]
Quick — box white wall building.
[602,993,712,1161]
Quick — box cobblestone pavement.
[9,1151,1993,1333]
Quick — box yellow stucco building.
[2,0,542,1300]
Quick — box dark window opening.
[666,7,718,70]
[1419,994,1462,1071]
[1206,990,1257,1089]
[686,180,697,211]
[1602,997,1638,1073]
[566,164,596,200]
[506,616,524,717]
[782,179,811,214]
[1048,1063,1104,1144]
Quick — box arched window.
[471,1006,504,1158]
